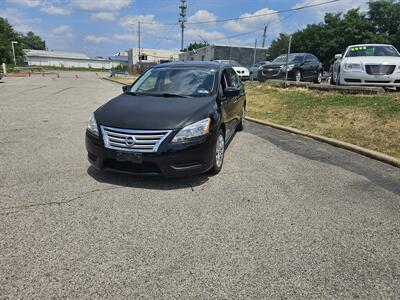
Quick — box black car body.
[258,53,323,83]
[85,62,246,177]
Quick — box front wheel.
[209,130,225,175]
[336,69,341,85]
[295,70,302,82]
[236,106,245,131]
[314,71,323,84]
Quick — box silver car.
[249,61,270,81]
[331,44,400,88]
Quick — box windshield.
[345,45,400,57]
[273,54,303,64]
[129,67,217,97]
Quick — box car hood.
[343,56,400,65]
[95,93,216,130]
[262,62,295,68]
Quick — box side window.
[312,55,319,62]
[219,71,229,96]
[226,68,240,87]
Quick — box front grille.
[365,65,395,75]
[345,78,362,83]
[365,80,391,83]
[262,68,280,76]
[101,126,172,153]
[103,159,161,174]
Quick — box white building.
[24,49,126,69]
[128,48,179,67]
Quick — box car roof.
[347,44,394,48]
[153,61,221,69]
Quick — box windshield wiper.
[148,93,189,98]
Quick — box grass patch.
[245,84,400,159]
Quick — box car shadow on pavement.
[87,166,210,191]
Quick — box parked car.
[258,53,323,83]
[214,60,250,81]
[249,61,270,81]
[331,44,400,88]
[85,61,246,177]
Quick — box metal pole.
[11,41,18,66]
[262,24,268,48]
[253,39,257,66]
[138,21,141,71]
[285,35,292,86]
[179,0,187,51]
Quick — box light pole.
[11,41,18,66]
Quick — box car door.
[220,68,241,140]
[310,54,322,78]
[301,55,315,79]
[226,67,245,125]
[219,69,236,139]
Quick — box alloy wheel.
[295,71,301,82]
[215,134,225,168]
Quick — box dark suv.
[258,53,323,83]
[85,62,246,177]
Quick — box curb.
[245,116,400,168]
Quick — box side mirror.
[122,85,129,93]
[224,87,240,97]
[334,54,342,59]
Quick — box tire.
[314,71,323,84]
[336,69,341,85]
[330,74,335,85]
[237,106,245,131]
[209,129,225,175]
[295,70,302,82]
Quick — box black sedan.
[85,62,246,177]
[258,53,323,83]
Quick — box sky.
[0,0,368,58]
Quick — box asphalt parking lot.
[1,72,400,299]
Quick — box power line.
[140,0,341,26]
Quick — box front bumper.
[340,69,400,86]
[85,130,217,178]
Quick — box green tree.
[20,31,46,50]
[267,1,400,69]
[0,17,45,65]
[0,17,20,64]
[184,42,207,52]
[267,33,290,59]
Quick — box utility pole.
[285,35,292,86]
[253,39,257,66]
[262,23,269,48]
[179,0,187,51]
[138,21,141,70]
[11,41,18,66]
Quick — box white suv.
[331,44,400,88]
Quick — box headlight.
[171,117,211,143]
[87,113,99,136]
[280,64,295,71]
[345,63,362,70]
